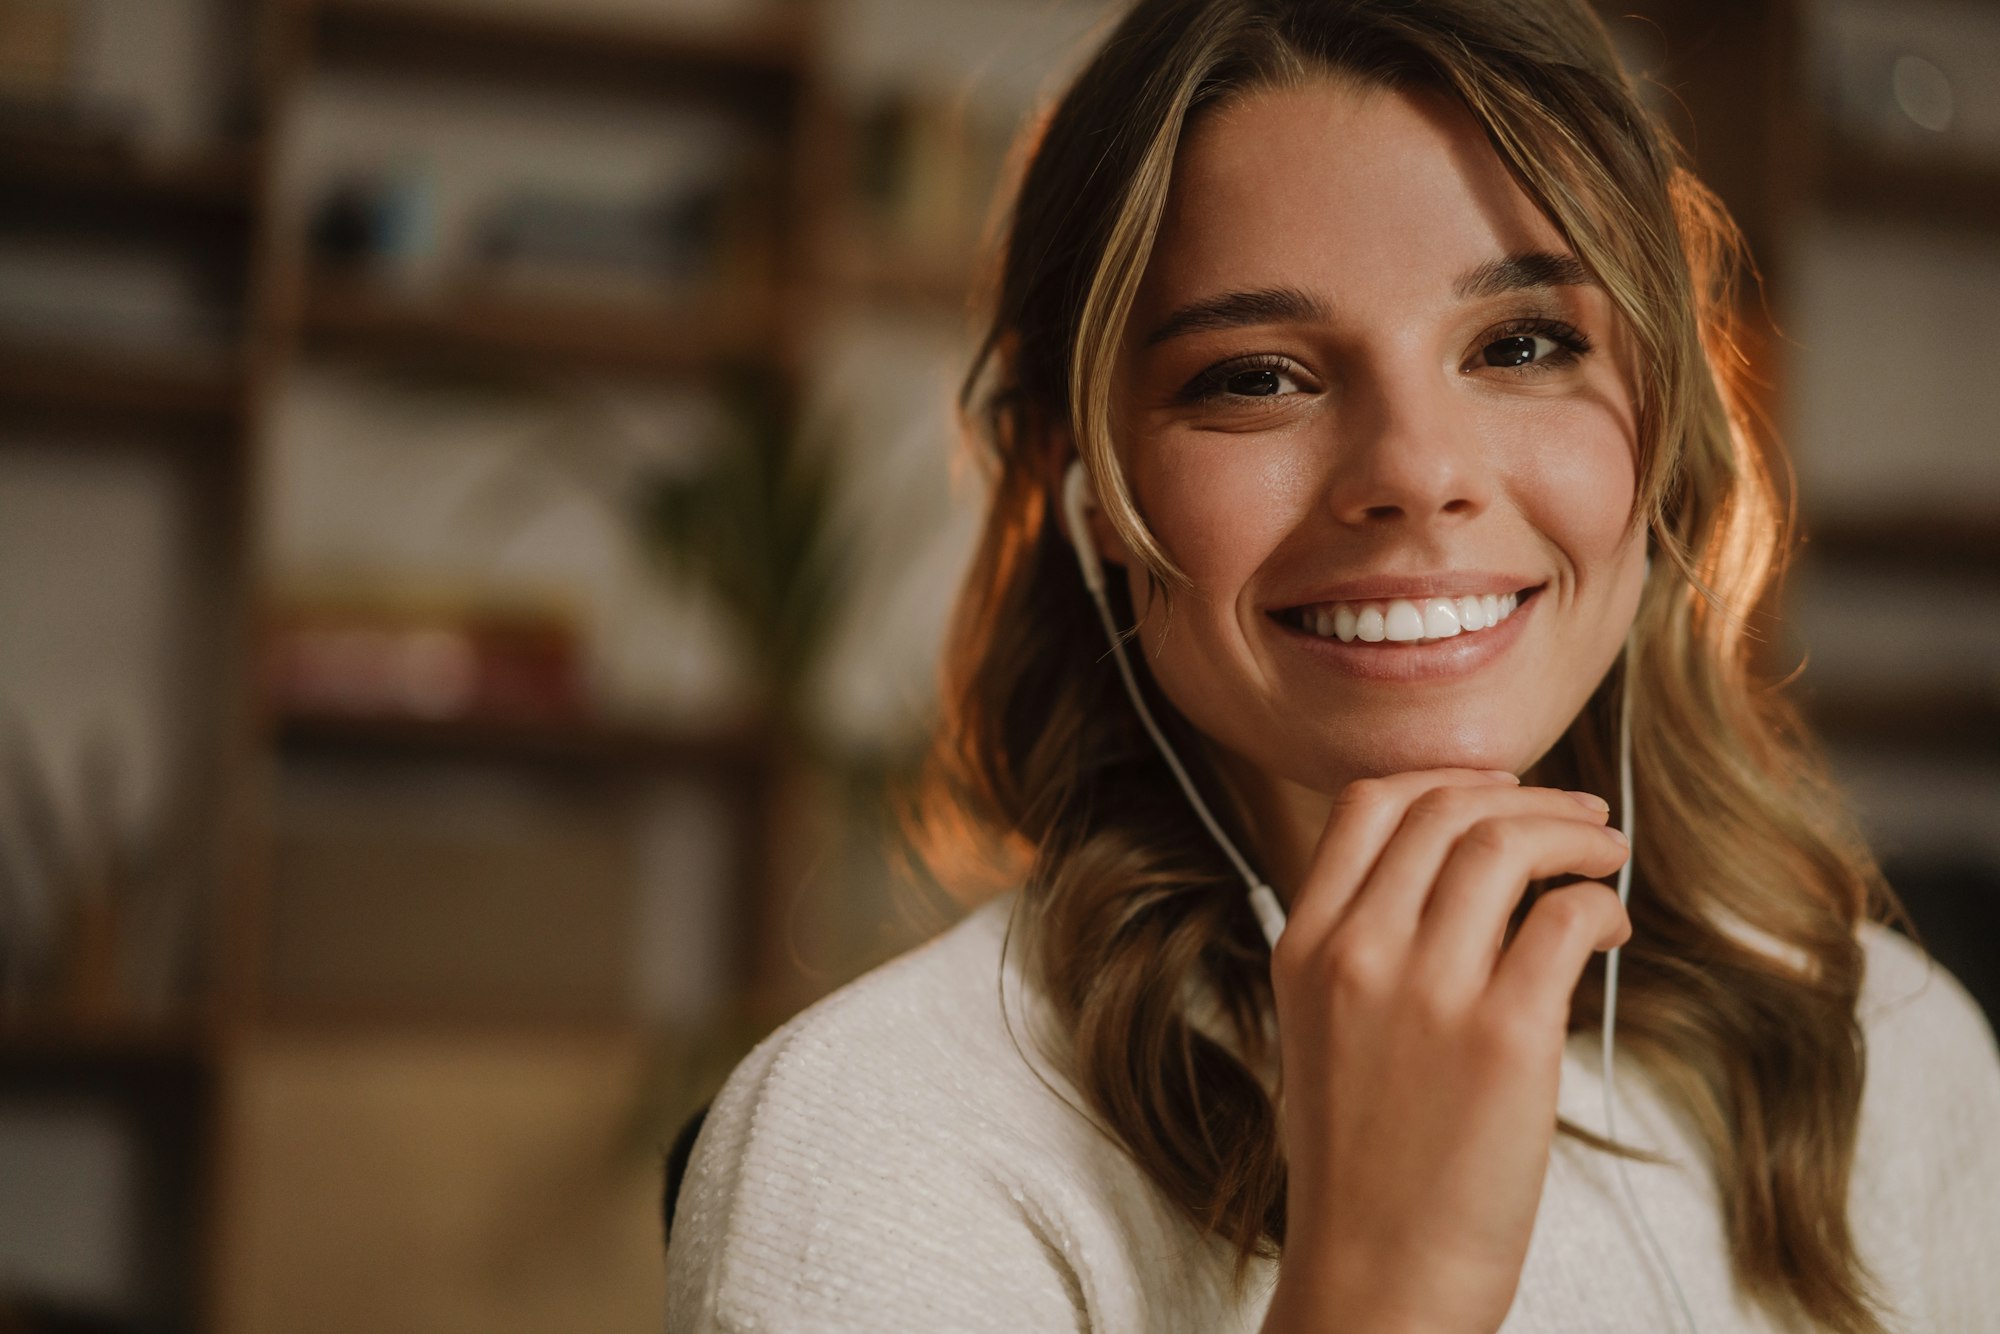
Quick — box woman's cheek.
[1136,438,1307,592]
[1512,408,1638,566]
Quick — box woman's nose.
[1318,369,1492,528]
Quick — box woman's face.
[1094,78,1647,878]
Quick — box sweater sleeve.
[663,1008,1090,1334]
[1853,925,2000,1332]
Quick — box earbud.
[1061,458,1107,595]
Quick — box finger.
[1487,880,1631,1021]
[1282,768,1519,948]
[1410,817,1631,993]
[1329,784,1616,950]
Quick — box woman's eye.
[1475,321,1591,372]
[1182,358,1306,403]
[1225,368,1287,396]
[1483,334,1555,368]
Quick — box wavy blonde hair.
[914,2,1903,1329]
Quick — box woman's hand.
[1259,768,1631,1334]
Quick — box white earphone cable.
[1063,464,1287,946]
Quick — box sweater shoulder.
[664,892,1110,1332]
[715,891,1058,1121]
[1850,927,2000,1329]
[1856,921,1997,1060]
[1854,921,2000,1147]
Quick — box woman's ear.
[1050,438,1136,576]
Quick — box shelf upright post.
[197,2,320,1331]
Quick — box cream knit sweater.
[665,892,2000,1332]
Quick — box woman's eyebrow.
[1142,253,1593,349]
[1141,286,1331,347]
[1453,250,1595,300]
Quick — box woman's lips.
[1268,585,1544,682]
[1277,587,1532,643]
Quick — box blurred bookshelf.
[296,273,775,379]
[0,0,964,1328]
[1598,0,2000,777]
[308,0,813,101]
[269,712,723,790]
[1762,0,2000,1029]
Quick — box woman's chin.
[1281,731,1540,790]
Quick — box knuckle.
[1332,776,1392,816]
[1584,878,1624,908]
[1477,1005,1551,1056]
[1585,885,1634,942]
[1406,785,1469,824]
[1536,890,1588,933]
[1537,882,1623,943]
[1536,896,1600,948]
[1458,817,1515,861]
[1321,932,1394,997]
[1407,982,1464,1033]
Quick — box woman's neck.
[1204,745,1337,908]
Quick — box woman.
[665,2,2000,1330]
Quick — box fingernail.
[1606,825,1629,844]
[1569,791,1610,812]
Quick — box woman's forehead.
[1141,79,1572,319]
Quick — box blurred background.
[0,0,1993,1330]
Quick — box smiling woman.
[662,3,2000,1333]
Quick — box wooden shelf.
[1805,686,2000,757]
[1800,513,2000,580]
[1818,138,2000,233]
[307,0,808,110]
[0,133,256,217]
[275,710,769,776]
[300,274,774,380]
[0,1017,210,1087]
[0,336,245,434]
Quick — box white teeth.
[1295,589,1529,644]
[1384,601,1426,642]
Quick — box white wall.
[1787,214,2000,521]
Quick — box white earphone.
[1058,456,1699,1331]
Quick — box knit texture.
[665,893,2000,1332]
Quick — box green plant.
[633,366,857,749]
